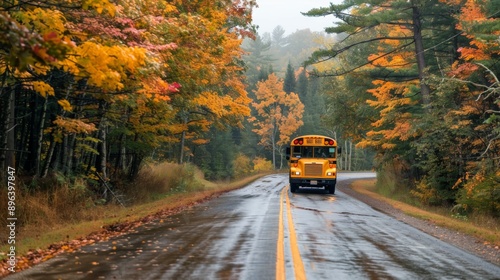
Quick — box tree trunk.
[41,137,56,178]
[411,1,431,106]
[5,88,16,170]
[52,142,61,171]
[271,129,276,169]
[64,134,75,175]
[279,146,284,169]
[98,122,107,181]
[349,141,353,171]
[179,116,188,164]
[35,96,47,177]
[19,94,30,172]
[128,134,142,179]
[128,153,142,180]
[61,134,69,170]
[4,88,16,170]
[115,133,125,173]
[344,140,347,171]
[179,130,185,164]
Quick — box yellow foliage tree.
[159,2,253,163]
[250,73,304,169]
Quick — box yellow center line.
[276,185,307,280]
[286,185,307,280]
[276,187,286,280]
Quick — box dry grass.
[351,179,500,246]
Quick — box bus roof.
[291,135,332,141]
[290,135,337,145]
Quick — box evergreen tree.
[257,67,269,82]
[271,26,287,48]
[283,62,296,94]
[242,34,273,91]
[296,69,308,98]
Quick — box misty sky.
[252,0,342,35]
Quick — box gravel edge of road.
[338,179,500,267]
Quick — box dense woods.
[0,0,256,186]
[305,0,499,215]
[0,0,498,219]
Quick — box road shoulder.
[338,178,500,267]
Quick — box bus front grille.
[305,164,323,176]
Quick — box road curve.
[6,172,500,280]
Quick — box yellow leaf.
[58,99,73,112]
[31,81,55,98]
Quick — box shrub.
[125,162,204,202]
[411,177,442,206]
[253,157,273,172]
[456,166,500,217]
[233,154,252,178]
[376,160,414,201]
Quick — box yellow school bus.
[285,135,338,194]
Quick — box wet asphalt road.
[7,172,500,279]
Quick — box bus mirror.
[338,147,342,154]
[285,147,290,160]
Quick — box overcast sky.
[252,0,342,35]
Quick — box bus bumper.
[289,178,336,188]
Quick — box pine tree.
[283,62,296,94]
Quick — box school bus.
[285,135,338,194]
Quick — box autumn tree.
[304,0,500,213]
[0,0,133,183]
[303,1,456,162]
[0,0,256,190]
[154,0,254,165]
[250,73,304,169]
[416,0,500,213]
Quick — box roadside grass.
[351,179,500,246]
[0,163,269,262]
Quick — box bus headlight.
[295,171,301,175]
[327,172,332,176]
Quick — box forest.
[303,0,500,216]
[0,0,260,183]
[0,0,498,220]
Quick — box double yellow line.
[276,185,307,280]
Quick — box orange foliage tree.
[250,73,304,169]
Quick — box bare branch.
[479,135,500,158]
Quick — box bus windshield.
[292,146,336,158]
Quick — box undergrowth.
[375,167,500,235]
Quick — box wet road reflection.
[290,172,500,279]
[7,172,500,280]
